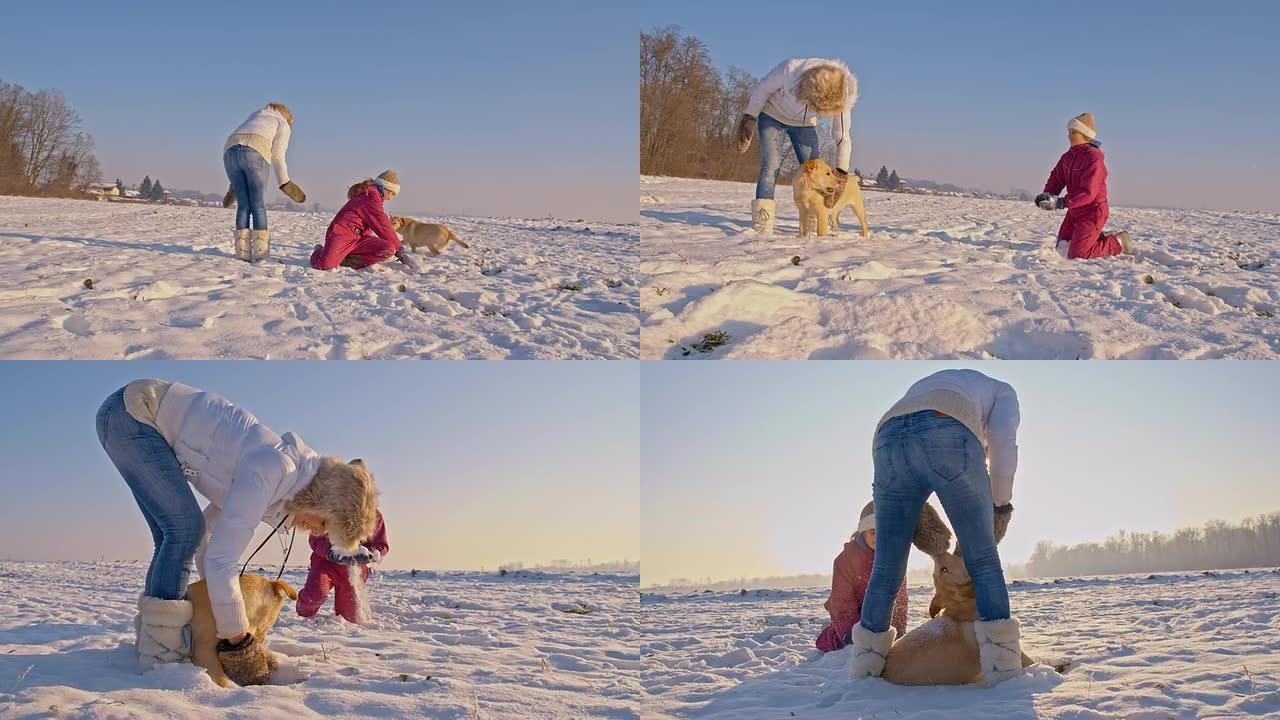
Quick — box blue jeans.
[756,112,819,199]
[223,144,270,230]
[860,411,1010,633]
[96,388,205,600]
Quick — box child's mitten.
[395,249,422,273]
[1037,195,1065,211]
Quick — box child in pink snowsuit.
[297,510,389,623]
[1036,112,1132,259]
[816,502,908,652]
[309,170,405,270]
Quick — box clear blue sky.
[0,361,638,571]
[643,0,1280,213]
[0,1,637,222]
[643,361,1280,586]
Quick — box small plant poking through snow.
[1256,309,1273,318]
[556,282,583,292]
[791,255,801,266]
[83,278,94,289]
[1142,275,1155,284]
[683,330,729,355]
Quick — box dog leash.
[240,514,296,580]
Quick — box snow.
[0,561,639,719]
[0,197,638,359]
[640,176,1280,359]
[640,569,1280,718]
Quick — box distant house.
[162,189,173,203]
[86,183,120,200]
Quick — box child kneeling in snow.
[1036,112,1133,259]
[310,170,419,272]
[815,502,908,652]
[298,509,389,623]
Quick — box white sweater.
[876,369,1020,505]
[224,107,293,185]
[744,58,855,170]
[124,380,320,637]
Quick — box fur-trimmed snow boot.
[975,617,1024,686]
[233,229,252,261]
[1114,231,1134,255]
[751,199,775,236]
[137,596,193,670]
[848,623,897,679]
[249,230,270,262]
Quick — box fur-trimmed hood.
[796,60,857,116]
[286,458,380,554]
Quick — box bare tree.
[0,79,99,196]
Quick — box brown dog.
[389,216,469,255]
[188,574,298,687]
[882,549,1034,685]
[791,159,843,237]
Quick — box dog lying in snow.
[389,216,469,255]
[791,159,844,237]
[188,574,297,687]
[881,548,1035,686]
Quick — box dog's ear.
[804,159,821,171]
[928,592,943,618]
[272,580,299,601]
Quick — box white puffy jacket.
[125,380,320,638]
[224,107,293,185]
[744,58,856,170]
[876,369,1021,505]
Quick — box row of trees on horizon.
[1025,511,1280,578]
[0,79,99,196]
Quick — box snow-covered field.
[640,568,1280,719]
[0,197,638,359]
[640,176,1280,359]
[0,561,639,719]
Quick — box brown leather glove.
[994,503,1013,543]
[222,185,235,208]
[280,181,306,203]
[736,114,756,153]
[216,634,278,686]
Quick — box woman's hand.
[280,181,306,203]
[736,114,756,153]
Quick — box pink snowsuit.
[1043,142,1123,260]
[815,535,909,652]
[297,511,389,623]
[309,185,402,270]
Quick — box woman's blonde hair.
[267,102,294,126]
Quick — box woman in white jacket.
[222,103,308,262]
[735,58,858,235]
[95,379,379,673]
[848,369,1024,686]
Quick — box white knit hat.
[856,501,876,535]
[373,169,400,195]
[1067,112,1097,140]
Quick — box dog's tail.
[272,579,299,601]
[449,230,470,249]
